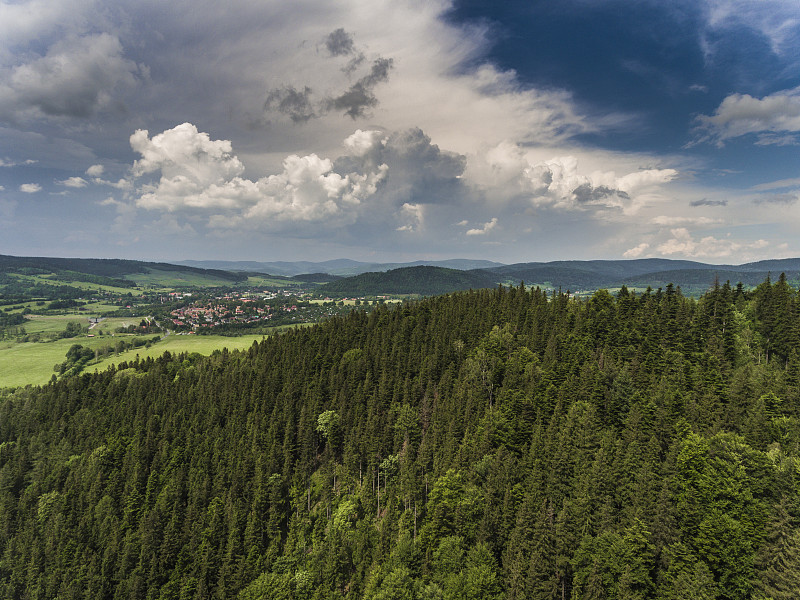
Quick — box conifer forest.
[2,276,800,600]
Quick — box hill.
[1,278,799,598]
[179,258,506,276]
[0,254,249,283]
[477,258,800,294]
[0,254,260,298]
[482,258,724,289]
[318,265,498,296]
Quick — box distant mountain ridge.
[317,258,800,297]
[0,254,248,284]
[177,258,506,276]
[3,254,800,296]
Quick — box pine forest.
[2,276,800,600]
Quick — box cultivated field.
[0,333,274,388]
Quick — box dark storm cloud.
[690,198,728,206]
[266,29,393,122]
[326,28,356,57]
[572,183,629,204]
[335,127,467,216]
[264,86,316,123]
[326,57,393,119]
[0,33,140,122]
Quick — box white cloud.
[19,183,41,193]
[0,33,141,121]
[396,203,424,232]
[623,243,650,258]
[696,87,800,145]
[86,164,104,177]
[755,133,798,146]
[0,157,37,167]
[465,142,678,213]
[99,196,122,207]
[657,227,769,259]
[131,123,245,185]
[131,123,389,227]
[650,215,723,226]
[58,176,88,188]
[704,0,800,56]
[466,217,498,236]
[750,177,800,191]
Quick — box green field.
[20,314,91,335]
[0,329,304,388]
[8,272,143,295]
[124,268,239,288]
[0,335,128,388]
[95,334,267,370]
[245,275,302,287]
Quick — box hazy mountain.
[177,258,505,276]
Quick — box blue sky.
[0,0,799,264]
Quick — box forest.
[1,276,799,599]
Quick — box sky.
[0,0,799,265]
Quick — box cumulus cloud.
[466,143,678,213]
[657,227,769,259]
[129,123,389,229]
[0,33,141,121]
[131,123,245,195]
[335,127,467,207]
[20,183,41,193]
[466,217,498,236]
[396,203,424,232]
[623,242,650,258]
[86,164,104,177]
[695,87,800,145]
[58,176,88,188]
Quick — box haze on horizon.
[0,0,799,265]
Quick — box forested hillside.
[319,265,497,296]
[2,277,800,599]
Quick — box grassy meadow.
[123,268,240,288]
[0,332,272,388]
[8,272,144,295]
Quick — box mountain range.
[4,254,800,296]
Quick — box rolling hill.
[178,258,506,276]
[318,265,498,296]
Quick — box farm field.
[8,272,143,295]
[19,314,92,335]
[0,333,273,388]
[123,268,240,288]
[0,335,131,388]
[95,334,269,370]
